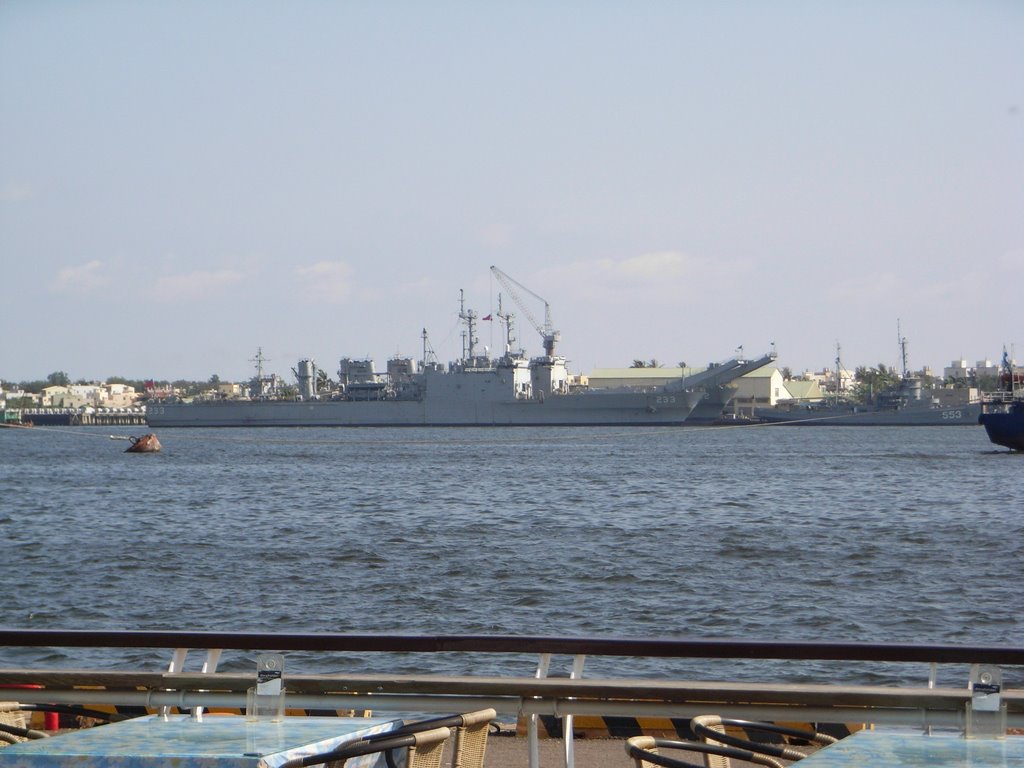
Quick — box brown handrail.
[1,629,1022,665]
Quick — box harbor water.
[1,424,1021,687]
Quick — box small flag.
[482,314,492,321]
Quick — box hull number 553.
[655,396,677,405]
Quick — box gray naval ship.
[753,379,981,426]
[754,338,981,426]
[146,277,771,428]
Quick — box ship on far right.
[978,347,1024,450]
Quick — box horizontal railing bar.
[4,669,1020,711]
[2,630,1024,664]
[7,687,1023,730]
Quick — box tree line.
[5,371,227,398]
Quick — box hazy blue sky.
[2,1,1021,383]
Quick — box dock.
[13,408,147,426]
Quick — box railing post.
[528,654,552,768]
[161,648,189,717]
[925,661,937,735]
[162,648,222,719]
[563,655,586,768]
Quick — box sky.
[1,1,1021,384]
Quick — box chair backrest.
[624,735,786,768]
[323,726,453,768]
[0,702,28,745]
[449,708,495,768]
[359,708,496,768]
[691,715,838,763]
[625,736,664,768]
[689,716,731,768]
[406,726,453,768]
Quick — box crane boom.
[489,266,560,357]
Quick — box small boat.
[125,433,161,453]
[978,349,1024,451]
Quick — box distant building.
[218,382,243,398]
[780,378,824,402]
[41,383,139,408]
[587,364,793,409]
[974,359,1000,380]
[586,366,699,389]
[730,367,788,408]
[800,367,854,394]
[944,359,970,382]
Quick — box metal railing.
[3,630,1023,663]
[1,631,1022,767]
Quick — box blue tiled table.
[0,714,399,767]
[797,729,1024,767]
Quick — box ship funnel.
[297,359,318,400]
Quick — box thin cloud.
[614,251,689,279]
[395,275,444,297]
[0,182,34,203]
[828,272,984,305]
[294,261,353,302]
[999,249,1024,269]
[538,250,729,302]
[154,270,244,302]
[51,260,110,293]
[827,273,901,303]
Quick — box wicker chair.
[0,702,48,745]
[690,716,838,765]
[625,736,786,768]
[446,708,494,768]
[281,725,453,768]
[359,708,496,768]
[0,702,26,745]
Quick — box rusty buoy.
[125,433,161,453]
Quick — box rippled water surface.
[2,424,1021,684]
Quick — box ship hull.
[754,402,981,426]
[978,410,1024,450]
[146,389,702,428]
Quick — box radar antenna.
[250,347,270,382]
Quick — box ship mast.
[496,294,517,357]
[897,319,909,379]
[458,289,478,361]
[250,347,269,394]
[250,347,267,381]
[421,328,438,367]
[834,342,843,406]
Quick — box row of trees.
[630,359,686,369]
[6,371,228,398]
